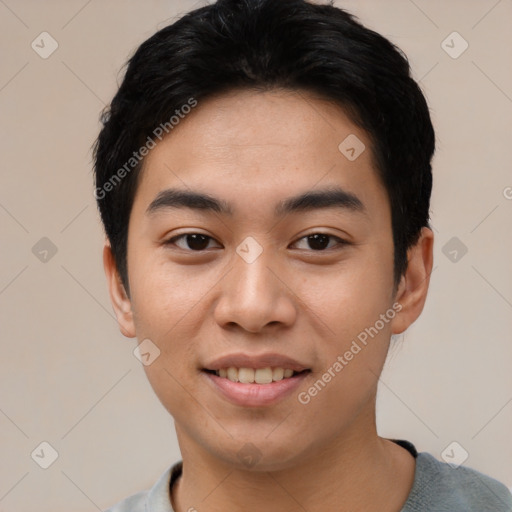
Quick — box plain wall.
[1,0,511,510]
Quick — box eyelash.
[164,232,350,252]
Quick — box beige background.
[1,0,511,510]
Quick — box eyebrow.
[145,187,366,217]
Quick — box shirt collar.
[146,461,183,511]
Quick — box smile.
[205,367,308,384]
[202,369,311,407]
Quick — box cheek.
[302,251,394,338]
[142,362,196,424]
[139,314,201,421]
[129,257,206,396]
[294,272,394,434]
[129,252,209,331]
[294,242,395,401]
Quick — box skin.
[104,89,434,512]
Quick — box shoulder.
[104,490,148,512]
[103,462,180,512]
[403,452,512,512]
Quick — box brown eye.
[293,233,348,251]
[306,234,330,250]
[166,233,219,251]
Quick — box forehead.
[133,89,387,218]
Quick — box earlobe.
[103,242,136,338]
[391,227,434,335]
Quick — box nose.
[213,247,297,333]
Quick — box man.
[94,0,512,510]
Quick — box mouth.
[202,367,311,384]
[201,367,312,407]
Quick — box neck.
[171,408,415,512]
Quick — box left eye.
[292,233,347,251]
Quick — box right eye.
[164,233,222,251]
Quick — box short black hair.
[93,0,435,297]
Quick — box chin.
[209,434,311,472]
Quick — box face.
[106,89,426,471]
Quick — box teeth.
[214,367,301,384]
[227,367,238,382]
[257,368,274,384]
[238,368,255,383]
[273,367,284,381]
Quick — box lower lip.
[202,371,310,407]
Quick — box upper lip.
[203,353,310,372]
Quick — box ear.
[103,241,136,338]
[391,227,434,335]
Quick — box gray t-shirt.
[105,441,512,511]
